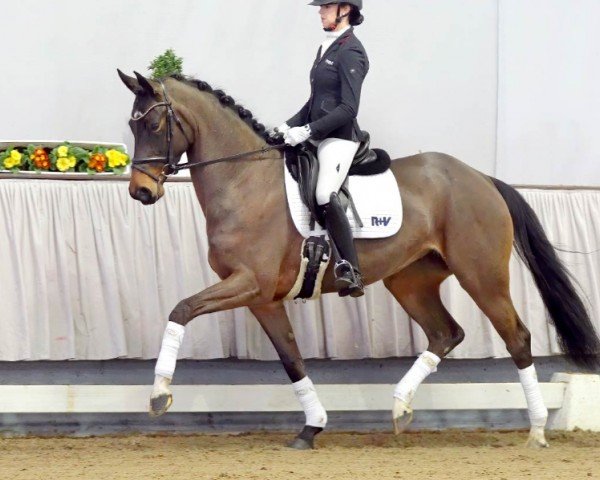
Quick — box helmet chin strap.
[324,4,349,32]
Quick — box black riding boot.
[323,192,364,298]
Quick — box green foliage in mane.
[148,49,184,80]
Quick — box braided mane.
[169,74,279,145]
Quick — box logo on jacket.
[325,59,334,66]
[371,216,392,227]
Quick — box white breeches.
[312,137,360,206]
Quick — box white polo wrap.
[154,322,186,380]
[394,351,441,404]
[518,364,548,427]
[293,376,328,428]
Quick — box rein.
[170,144,286,173]
[130,81,285,184]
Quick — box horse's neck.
[185,96,283,222]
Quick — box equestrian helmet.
[308,0,363,10]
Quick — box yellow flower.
[106,149,129,168]
[10,150,22,163]
[3,150,22,169]
[68,155,77,168]
[57,145,69,158]
[56,156,72,172]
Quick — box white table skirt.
[0,178,598,361]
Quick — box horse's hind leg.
[446,223,549,448]
[250,301,326,450]
[383,253,465,433]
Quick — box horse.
[117,70,600,450]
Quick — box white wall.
[496,0,600,185]
[0,0,598,185]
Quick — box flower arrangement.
[0,143,130,174]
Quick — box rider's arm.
[286,101,310,128]
[308,46,368,140]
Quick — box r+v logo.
[371,216,392,227]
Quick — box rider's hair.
[169,74,277,145]
[345,4,364,26]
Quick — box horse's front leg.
[250,302,327,450]
[150,268,262,416]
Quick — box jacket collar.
[317,27,354,66]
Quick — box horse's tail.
[490,177,600,370]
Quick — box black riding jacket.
[287,27,369,142]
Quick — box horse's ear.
[134,71,159,97]
[117,69,143,95]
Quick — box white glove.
[276,123,291,134]
[284,125,312,146]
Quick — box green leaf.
[148,48,184,80]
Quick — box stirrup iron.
[333,260,364,298]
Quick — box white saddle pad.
[284,163,403,239]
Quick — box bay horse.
[117,70,600,449]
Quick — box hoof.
[392,398,414,434]
[526,437,550,449]
[287,437,314,450]
[149,392,172,417]
[286,425,322,450]
[525,426,549,449]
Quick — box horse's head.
[118,70,193,205]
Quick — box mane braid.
[169,75,279,145]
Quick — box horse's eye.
[151,122,160,131]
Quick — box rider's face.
[319,4,350,30]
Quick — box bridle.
[130,81,285,185]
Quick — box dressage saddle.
[285,131,391,228]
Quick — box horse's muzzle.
[131,186,157,205]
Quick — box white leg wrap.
[394,351,441,404]
[519,364,548,428]
[293,376,328,428]
[154,322,186,380]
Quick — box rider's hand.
[275,123,291,135]
[284,125,312,147]
[268,123,289,137]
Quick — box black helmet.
[308,0,363,10]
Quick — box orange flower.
[33,148,50,170]
[89,153,106,172]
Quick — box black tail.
[491,177,600,370]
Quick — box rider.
[278,0,368,298]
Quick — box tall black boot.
[323,192,364,298]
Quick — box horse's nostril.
[135,187,153,204]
